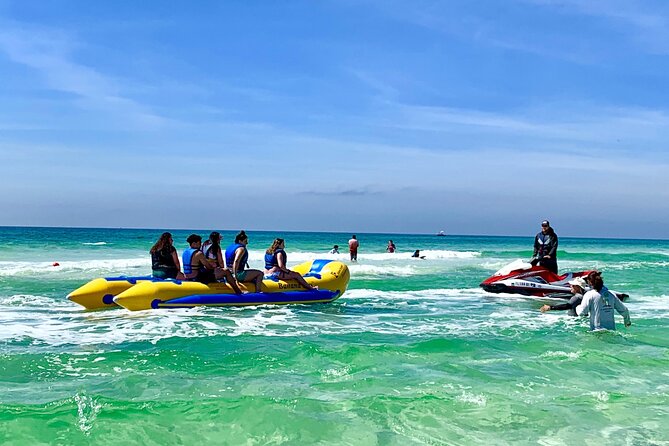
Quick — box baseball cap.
[568,277,587,288]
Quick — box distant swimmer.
[225,230,265,293]
[386,240,396,253]
[264,238,317,291]
[530,220,558,274]
[540,277,587,316]
[150,232,184,279]
[348,235,359,262]
[576,272,631,331]
[411,250,426,259]
[329,245,340,254]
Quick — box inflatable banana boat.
[68,260,350,311]
[67,276,156,310]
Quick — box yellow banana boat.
[69,260,350,311]
[67,276,155,310]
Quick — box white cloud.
[0,21,166,128]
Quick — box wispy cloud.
[362,99,669,155]
[299,187,383,197]
[0,21,166,128]
[363,0,669,60]
[521,0,669,54]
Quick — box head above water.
[587,271,604,291]
[568,277,587,292]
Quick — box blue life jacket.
[225,243,247,271]
[182,248,199,275]
[264,249,286,269]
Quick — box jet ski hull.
[480,260,628,300]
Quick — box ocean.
[0,226,668,445]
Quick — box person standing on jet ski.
[531,220,558,274]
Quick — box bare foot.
[540,305,551,313]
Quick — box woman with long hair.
[150,232,183,279]
[264,238,317,290]
[202,231,242,294]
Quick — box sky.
[0,0,668,238]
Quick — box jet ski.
[480,260,628,300]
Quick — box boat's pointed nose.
[67,278,113,309]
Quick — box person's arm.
[277,251,289,272]
[216,249,225,269]
[550,302,572,311]
[533,235,539,257]
[195,252,213,270]
[232,248,243,275]
[171,250,182,274]
[547,234,558,258]
[576,293,591,316]
[611,292,631,327]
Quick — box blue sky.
[1,0,668,238]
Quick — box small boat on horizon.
[436,230,446,236]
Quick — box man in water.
[329,245,340,254]
[411,250,426,259]
[348,235,359,262]
[540,277,587,316]
[531,220,558,274]
[576,272,631,331]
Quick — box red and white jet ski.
[480,260,627,300]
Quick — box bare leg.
[281,270,317,290]
[240,269,265,293]
[251,270,264,293]
[216,268,243,294]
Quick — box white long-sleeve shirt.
[576,286,630,331]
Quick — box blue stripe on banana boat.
[113,260,349,311]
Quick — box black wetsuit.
[151,246,178,279]
[533,231,558,274]
[548,293,583,316]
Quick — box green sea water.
[1,227,668,445]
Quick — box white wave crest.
[243,249,480,263]
[82,242,108,246]
[456,391,487,406]
[1,286,662,347]
[0,258,149,278]
[540,350,581,360]
[349,264,419,277]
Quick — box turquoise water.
[1,227,668,445]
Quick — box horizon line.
[1,224,667,242]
